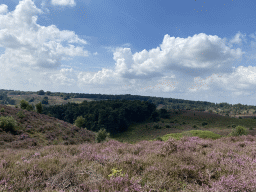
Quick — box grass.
[1,106,256,191]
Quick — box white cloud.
[1,0,256,104]
[0,4,8,14]
[51,0,76,7]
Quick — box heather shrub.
[0,116,17,133]
[228,125,248,137]
[95,127,110,143]
[0,108,5,112]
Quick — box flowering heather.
[1,105,256,191]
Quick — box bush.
[231,124,237,128]
[16,111,25,119]
[74,116,86,128]
[239,116,242,119]
[0,116,17,133]
[95,128,110,143]
[166,125,171,128]
[202,122,208,126]
[35,102,43,113]
[20,99,29,110]
[193,125,197,128]
[26,104,34,111]
[228,125,248,137]
[182,122,186,125]
[15,105,18,108]
[0,108,5,112]
[156,136,163,141]
[153,123,161,129]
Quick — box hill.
[0,104,97,150]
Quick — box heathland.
[1,91,256,191]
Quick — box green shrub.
[26,104,34,111]
[182,122,186,125]
[228,125,248,137]
[193,125,197,128]
[156,136,163,141]
[0,116,17,133]
[231,124,237,128]
[166,125,171,128]
[20,99,29,110]
[74,116,86,128]
[15,105,18,108]
[202,122,208,126]
[153,123,161,129]
[249,127,253,130]
[239,116,242,119]
[188,130,222,140]
[35,102,43,113]
[0,108,4,112]
[16,111,25,119]
[95,128,110,143]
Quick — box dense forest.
[40,99,169,136]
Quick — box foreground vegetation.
[1,100,256,191]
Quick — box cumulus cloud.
[0,0,89,73]
[51,0,76,7]
[1,0,256,105]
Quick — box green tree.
[35,102,43,113]
[20,99,29,110]
[74,116,86,128]
[26,104,34,111]
[38,90,45,95]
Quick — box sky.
[1,0,256,106]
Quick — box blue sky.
[1,0,256,106]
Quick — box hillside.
[0,104,97,150]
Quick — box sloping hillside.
[0,104,97,150]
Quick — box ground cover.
[1,104,256,191]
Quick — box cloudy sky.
[1,0,256,106]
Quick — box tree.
[46,91,51,96]
[35,102,43,113]
[20,99,29,110]
[74,116,86,128]
[38,90,45,95]
[150,111,160,122]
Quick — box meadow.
[1,104,256,191]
